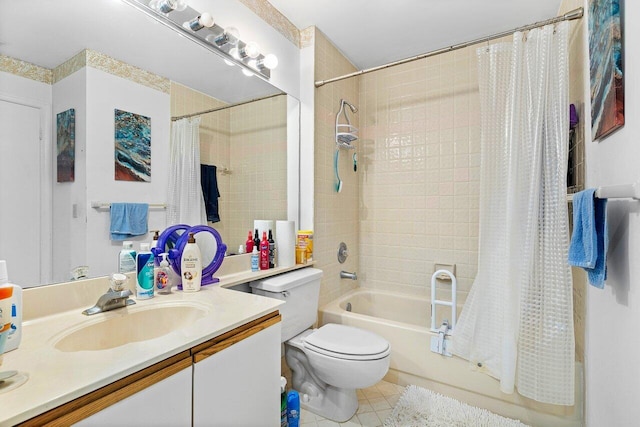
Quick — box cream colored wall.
[313,28,360,307]
[358,47,480,296]
[228,95,288,251]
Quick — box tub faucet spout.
[340,271,357,280]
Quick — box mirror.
[0,0,299,287]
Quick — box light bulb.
[208,26,240,47]
[229,47,241,60]
[244,42,260,59]
[185,12,214,31]
[262,54,278,70]
[224,59,235,67]
[242,68,254,77]
[153,0,187,13]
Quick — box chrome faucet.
[82,273,136,315]
[340,271,357,280]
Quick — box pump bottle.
[181,233,202,292]
[155,253,172,294]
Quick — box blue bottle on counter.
[287,390,300,427]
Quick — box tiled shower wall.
[358,47,481,296]
[170,83,288,252]
[313,28,361,307]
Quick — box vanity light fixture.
[242,68,254,77]
[207,27,240,47]
[123,0,277,80]
[250,53,279,70]
[149,0,187,14]
[184,12,214,31]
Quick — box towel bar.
[567,181,640,202]
[91,202,166,209]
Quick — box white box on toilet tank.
[250,268,323,342]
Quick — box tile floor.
[299,380,405,427]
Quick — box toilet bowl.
[285,324,390,422]
[250,268,391,422]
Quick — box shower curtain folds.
[452,21,574,406]
[167,117,207,227]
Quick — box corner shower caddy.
[334,99,358,192]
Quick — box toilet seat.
[302,324,390,361]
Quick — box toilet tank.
[250,268,323,342]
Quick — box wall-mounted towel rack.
[91,202,167,210]
[567,181,640,202]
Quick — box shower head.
[341,99,358,113]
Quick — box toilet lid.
[302,324,390,361]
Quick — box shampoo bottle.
[136,243,155,299]
[245,230,254,253]
[260,231,269,270]
[253,229,260,253]
[181,233,202,292]
[268,229,276,269]
[150,230,161,266]
[118,241,136,273]
[0,260,21,353]
[155,253,172,294]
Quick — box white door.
[0,99,43,286]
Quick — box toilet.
[251,268,390,422]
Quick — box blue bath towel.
[110,203,149,241]
[201,164,220,223]
[568,189,608,288]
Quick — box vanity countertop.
[0,262,311,426]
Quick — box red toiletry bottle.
[245,231,254,253]
[260,231,269,270]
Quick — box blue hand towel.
[568,189,608,288]
[110,203,149,241]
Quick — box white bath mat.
[383,385,530,427]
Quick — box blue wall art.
[589,0,624,140]
[56,108,75,183]
[114,109,151,182]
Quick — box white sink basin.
[54,303,209,352]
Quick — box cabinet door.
[75,365,192,426]
[193,322,281,427]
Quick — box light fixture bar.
[121,0,272,80]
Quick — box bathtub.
[320,288,583,427]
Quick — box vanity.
[0,259,312,426]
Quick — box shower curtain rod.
[314,7,583,88]
[171,92,285,121]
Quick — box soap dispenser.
[155,253,172,294]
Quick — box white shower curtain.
[167,117,207,226]
[452,21,574,405]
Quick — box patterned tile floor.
[299,380,405,427]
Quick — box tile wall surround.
[237,0,300,47]
[170,83,288,252]
[358,45,481,297]
[313,28,361,307]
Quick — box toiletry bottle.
[136,243,155,299]
[268,229,276,269]
[0,260,21,353]
[251,247,259,272]
[253,229,260,253]
[181,232,202,292]
[280,377,288,427]
[245,230,254,253]
[287,390,300,427]
[150,230,161,267]
[155,253,172,294]
[260,231,269,270]
[118,241,136,273]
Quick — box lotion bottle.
[118,241,136,273]
[251,247,259,272]
[181,232,202,292]
[136,243,154,299]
